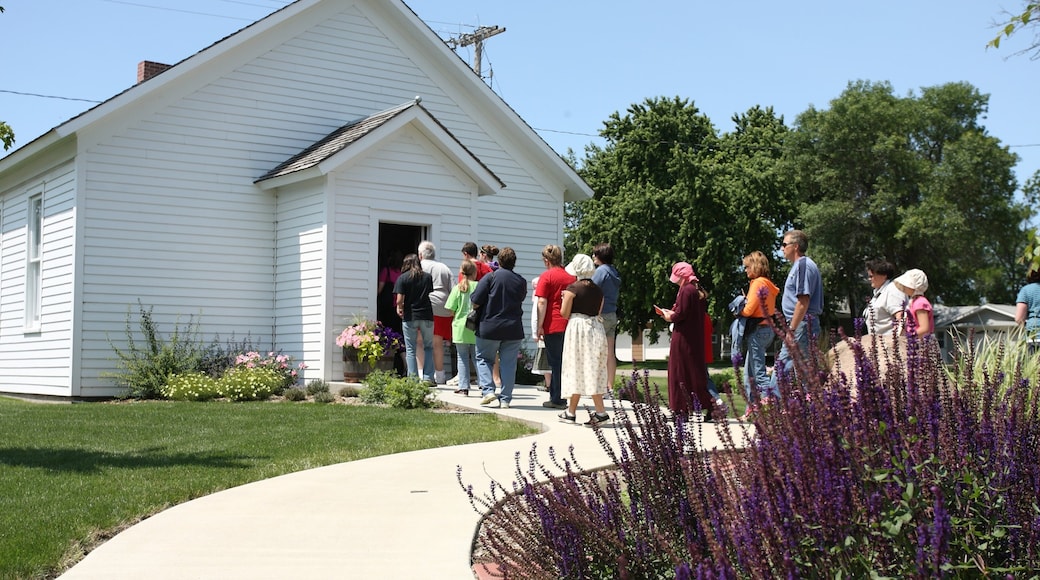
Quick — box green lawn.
[0,397,535,579]
[617,360,735,372]
[614,364,749,418]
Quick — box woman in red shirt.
[535,244,576,409]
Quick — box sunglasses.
[781,241,794,248]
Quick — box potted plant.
[336,317,403,382]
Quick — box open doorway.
[377,223,424,376]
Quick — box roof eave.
[255,166,324,191]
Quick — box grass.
[614,364,748,418]
[0,397,535,579]
[617,360,734,372]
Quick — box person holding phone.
[656,262,714,421]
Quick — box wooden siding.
[0,161,77,396]
[0,0,574,396]
[328,128,476,380]
[274,180,327,385]
[74,139,280,396]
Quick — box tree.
[989,3,1040,59]
[706,106,797,306]
[1017,171,1040,273]
[785,80,1028,314]
[569,97,716,340]
[567,97,794,340]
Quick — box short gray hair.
[418,241,436,259]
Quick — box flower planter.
[342,347,396,383]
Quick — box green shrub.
[359,370,396,404]
[197,334,260,379]
[232,351,305,390]
[710,368,736,394]
[105,302,205,399]
[945,328,1040,401]
[282,387,306,401]
[305,379,330,395]
[217,367,284,401]
[339,385,361,398]
[161,372,220,401]
[385,376,435,409]
[312,391,336,404]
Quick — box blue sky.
[2,0,1037,190]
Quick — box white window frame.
[25,194,42,330]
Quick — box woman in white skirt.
[558,254,610,426]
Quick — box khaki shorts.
[600,311,618,335]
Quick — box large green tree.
[707,106,797,303]
[785,80,1028,313]
[567,97,794,339]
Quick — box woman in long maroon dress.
[657,262,713,420]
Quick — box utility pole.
[446,25,505,81]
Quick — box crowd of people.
[376,240,620,426]
[663,229,951,422]
[377,227,1040,424]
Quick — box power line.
[0,89,102,104]
[97,0,283,21]
[5,84,1039,155]
[212,0,289,8]
[5,85,1038,156]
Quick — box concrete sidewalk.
[60,381,744,579]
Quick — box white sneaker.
[446,375,460,386]
[480,393,498,406]
[434,370,447,385]
[499,401,510,409]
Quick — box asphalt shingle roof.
[256,99,418,182]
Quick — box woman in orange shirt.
[741,251,780,404]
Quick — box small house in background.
[934,304,1019,361]
[615,318,730,364]
[0,0,592,399]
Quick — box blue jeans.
[744,323,777,400]
[706,374,720,400]
[769,315,820,395]
[402,319,435,381]
[455,343,476,390]
[475,337,521,403]
[543,332,566,405]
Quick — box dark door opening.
[376,223,423,324]
[377,223,424,376]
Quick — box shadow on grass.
[0,447,259,472]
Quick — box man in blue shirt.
[1015,269,1040,343]
[769,229,823,396]
[591,243,621,394]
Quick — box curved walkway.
[60,380,745,579]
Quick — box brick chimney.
[137,61,172,84]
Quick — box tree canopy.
[567,97,794,339]
[786,81,1027,310]
[566,82,1030,339]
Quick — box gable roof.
[254,98,504,195]
[934,304,1017,329]
[0,0,593,202]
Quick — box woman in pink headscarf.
[656,262,714,420]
